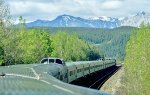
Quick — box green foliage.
[44,26,135,60]
[11,29,52,64]
[0,15,53,65]
[51,31,101,61]
[1,24,102,65]
[87,46,104,61]
[124,26,150,94]
[0,0,11,66]
[0,46,4,65]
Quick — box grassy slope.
[123,26,150,95]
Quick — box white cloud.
[5,0,150,22]
[8,1,62,21]
[101,0,123,10]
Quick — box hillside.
[38,26,136,60]
[122,26,150,94]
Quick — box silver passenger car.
[40,58,67,82]
[66,62,77,83]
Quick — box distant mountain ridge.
[121,11,150,27]
[26,11,150,28]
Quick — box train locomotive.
[40,58,116,83]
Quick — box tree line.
[43,26,135,61]
[0,25,103,66]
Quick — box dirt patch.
[100,66,124,95]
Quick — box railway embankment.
[70,66,119,89]
[100,66,124,95]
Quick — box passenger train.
[40,58,116,83]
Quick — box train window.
[70,70,76,76]
[56,59,62,64]
[77,69,81,73]
[74,70,76,74]
[49,59,54,63]
[65,73,67,78]
[85,67,89,71]
[87,67,89,70]
[60,75,63,80]
[70,71,73,76]
[77,69,80,73]
[92,66,94,69]
[41,59,48,64]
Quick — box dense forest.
[0,26,102,65]
[1,24,135,65]
[122,26,150,95]
[37,27,135,61]
[0,16,102,65]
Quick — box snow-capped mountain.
[26,14,120,28]
[26,12,150,28]
[88,16,118,22]
[121,11,150,27]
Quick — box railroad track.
[91,66,121,90]
[71,66,121,90]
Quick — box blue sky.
[6,0,150,22]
